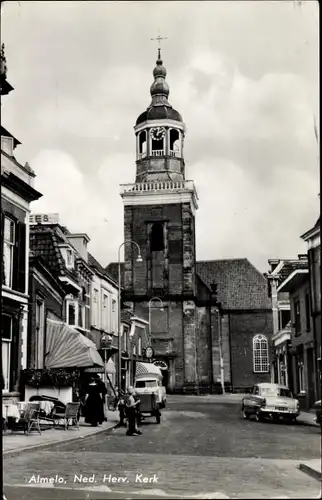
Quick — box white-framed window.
[67,300,77,326]
[298,359,305,392]
[138,337,142,356]
[2,314,13,392]
[78,304,85,329]
[102,293,109,331]
[112,299,116,312]
[35,297,45,369]
[92,288,99,327]
[132,343,136,356]
[253,334,269,373]
[3,216,15,288]
[66,299,86,329]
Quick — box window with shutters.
[3,217,15,288]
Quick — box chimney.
[67,233,90,262]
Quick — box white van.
[134,362,167,409]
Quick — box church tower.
[120,49,199,393]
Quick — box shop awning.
[135,362,162,379]
[45,319,104,369]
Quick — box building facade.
[29,215,94,336]
[106,51,273,394]
[301,217,321,396]
[1,45,42,399]
[266,256,308,386]
[277,267,316,409]
[27,253,67,371]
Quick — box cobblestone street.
[3,396,321,499]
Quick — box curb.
[3,421,119,459]
[297,463,322,482]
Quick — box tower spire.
[149,35,170,108]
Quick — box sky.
[1,0,319,272]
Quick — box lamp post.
[117,240,143,390]
[100,333,113,420]
[148,297,164,351]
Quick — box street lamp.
[117,240,143,390]
[148,297,164,353]
[100,333,113,420]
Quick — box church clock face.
[151,127,166,141]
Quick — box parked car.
[241,383,300,423]
[313,400,321,424]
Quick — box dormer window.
[1,136,13,156]
[66,249,74,267]
[60,245,75,269]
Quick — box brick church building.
[106,49,272,394]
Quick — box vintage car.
[241,383,300,423]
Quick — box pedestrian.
[83,375,105,427]
[115,389,127,428]
[94,374,108,422]
[125,386,141,436]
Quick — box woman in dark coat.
[84,376,105,426]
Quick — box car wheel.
[255,411,264,422]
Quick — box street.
[3,396,321,499]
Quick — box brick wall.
[196,306,212,390]
[229,310,273,390]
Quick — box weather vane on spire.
[151,34,167,59]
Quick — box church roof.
[196,259,271,310]
[136,106,182,126]
[106,258,271,310]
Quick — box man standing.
[125,387,141,436]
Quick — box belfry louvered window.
[253,334,269,373]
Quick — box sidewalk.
[297,459,322,482]
[3,410,119,457]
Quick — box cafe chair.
[10,403,41,435]
[53,402,80,431]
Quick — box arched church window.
[253,334,269,373]
[150,127,165,157]
[169,129,181,157]
[138,131,147,158]
[150,223,164,252]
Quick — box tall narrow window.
[67,301,76,326]
[3,217,15,288]
[305,293,310,332]
[169,129,180,157]
[65,249,74,268]
[294,300,301,335]
[35,298,45,369]
[150,223,164,252]
[138,337,142,356]
[1,314,12,392]
[253,334,269,373]
[92,289,99,327]
[138,130,147,158]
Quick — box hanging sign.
[153,360,168,370]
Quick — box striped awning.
[45,319,104,369]
[135,362,162,379]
